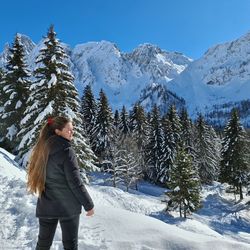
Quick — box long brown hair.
[27,116,71,197]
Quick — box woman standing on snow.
[27,116,94,250]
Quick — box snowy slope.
[0,148,250,250]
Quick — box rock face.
[1,32,250,127]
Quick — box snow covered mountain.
[1,147,250,249]
[0,36,191,113]
[1,32,250,126]
[71,41,191,110]
[166,32,250,126]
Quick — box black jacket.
[36,135,94,218]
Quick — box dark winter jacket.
[36,135,94,218]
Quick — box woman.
[27,116,94,250]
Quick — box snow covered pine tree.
[160,105,182,185]
[219,109,249,200]
[194,114,221,184]
[0,34,30,152]
[145,104,164,183]
[91,89,114,167]
[166,147,201,218]
[17,25,96,178]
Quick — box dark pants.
[36,215,80,250]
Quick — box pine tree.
[0,68,3,80]
[81,84,97,135]
[194,114,221,184]
[167,105,182,148]
[80,84,97,154]
[0,68,4,100]
[0,68,6,144]
[109,109,123,182]
[113,109,120,130]
[145,104,164,183]
[17,26,96,176]
[160,105,182,184]
[160,116,175,184]
[0,34,30,152]
[128,104,138,133]
[129,103,148,177]
[129,103,148,151]
[118,105,130,141]
[166,148,201,218]
[0,68,4,107]
[92,89,114,164]
[219,109,249,200]
[179,108,195,155]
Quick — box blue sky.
[1,0,250,59]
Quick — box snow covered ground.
[0,147,250,250]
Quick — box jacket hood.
[48,135,71,156]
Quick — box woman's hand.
[86,208,94,216]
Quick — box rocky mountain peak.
[198,30,250,86]
[130,43,162,59]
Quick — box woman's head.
[27,116,74,197]
[53,117,74,141]
[40,116,74,141]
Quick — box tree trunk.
[113,174,116,187]
[239,183,243,200]
[179,201,182,218]
[233,185,237,202]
